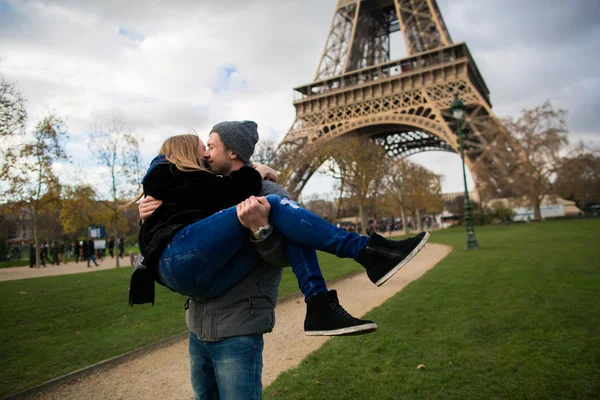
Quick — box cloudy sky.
[1,0,599,199]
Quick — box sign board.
[88,225,105,239]
[513,204,565,221]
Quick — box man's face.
[205,132,233,175]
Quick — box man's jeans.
[158,194,369,300]
[189,332,263,400]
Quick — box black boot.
[304,290,377,336]
[357,232,430,286]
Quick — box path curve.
[24,243,451,400]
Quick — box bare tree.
[89,119,142,267]
[251,140,279,167]
[301,193,337,221]
[0,114,68,267]
[504,101,569,220]
[0,78,27,138]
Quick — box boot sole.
[305,322,378,336]
[375,232,430,287]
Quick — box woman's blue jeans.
[158,194,369,300]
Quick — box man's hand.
[139,196,163,222]
[236,196,271,232]
[253,164,280,183]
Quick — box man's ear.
[229,152,239,160]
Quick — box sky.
[1,0,599,200]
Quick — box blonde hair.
[159,134,207,173]
[127,134,209,206]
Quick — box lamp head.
[450,94,466,120]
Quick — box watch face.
[256,225,272,239]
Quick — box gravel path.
[23,243,451,400]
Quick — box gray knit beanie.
[211,120,259,164]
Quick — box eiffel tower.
[280,0,521,199]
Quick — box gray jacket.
[185,180,290,341]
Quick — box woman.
[138,133,429,336]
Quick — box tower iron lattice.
[279,0,522,200]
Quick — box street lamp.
[449,94,479,250]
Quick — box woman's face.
[198,139,207,155]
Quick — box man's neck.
[224,160,245,176]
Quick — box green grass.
[265,219,600,399]
[0,259,31,268]
[0,247,362,397]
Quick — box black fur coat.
[139,155,262,266]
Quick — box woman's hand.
[252,163,280,183]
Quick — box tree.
[554,143,600,210]
[321,136,389,234]
[88,119,142,267]
[503,101,569,220]
[382,160,442,232]
[59,185,111,237]
[301,193,337,221]
[404,164,442,231]
[0,78,27,138]
[0,114,68,267]
[251,140,279,167]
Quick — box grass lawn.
[265,219,600,399]
[0,249,361,397]
[0,259,31,268]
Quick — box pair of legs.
[87,254,98,267]
[189,332,263,400]
[158,194,367,300]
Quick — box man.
[139,121,290,399]
[107,237,115,258]
[29,242,36,268]
[117,235,125,259]
[139,121,388,398]
[86,238,98,267]
[59,240,66,265]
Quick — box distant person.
[129,251,135,266]
[50,241,60,265]
[117,235,125,259]
[39,243,47,267]
[86,239,98,267]
[107,237,115,258]
[29,242,36,268]
[74,240,81,263]
[81,240,88,263]
[59,240,66,264]
[41,242,50,265]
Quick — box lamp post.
[449,94,479,250]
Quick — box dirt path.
[25,243,451,400]
[0,256,134,282]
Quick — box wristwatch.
[252,224,273,240]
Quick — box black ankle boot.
[304,290,377,336]
[357,232,430,286]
